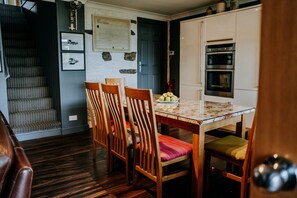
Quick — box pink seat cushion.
[158,135,192,161]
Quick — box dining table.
[152,96,255,197]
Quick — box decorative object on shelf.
[230,0,239,10]
[69,0,82,31]
[206,6,213,15]
[216,0,227,13]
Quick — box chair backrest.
[105,78,126,86]
[125,86,161,176]
[105,78,126,96]
[84,82,109,147]
[101,83,129,159]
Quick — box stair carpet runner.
[0,5,61,135]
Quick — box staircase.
[0,4,61,139]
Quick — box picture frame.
[61,32,84,51]
[93,16,130,52]
[61,52,85,71]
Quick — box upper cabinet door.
[180,19,204,100]
[234,6,261,90]
[205,13,236,43]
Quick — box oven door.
[206,52,235,69]
[205,69,234,98]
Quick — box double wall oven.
[205,43,235,98]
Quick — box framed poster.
[93,16,130,52]
[61,52,85,71]
[61,32,84,51]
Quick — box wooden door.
[250,0,297,197]
[137,18,167,94]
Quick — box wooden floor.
[21,127,242,198]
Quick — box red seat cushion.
[111,121,131,132]
[158,135,192,161]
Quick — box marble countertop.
[153,98,255,125]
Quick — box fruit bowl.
[157,92,179,103]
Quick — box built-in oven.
[205,43,235,98]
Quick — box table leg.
[236,114,246,138]
[192,127,205,198]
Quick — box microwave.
[205,43,235,70]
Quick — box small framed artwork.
[61,52,85,71]
[61,32,84,51]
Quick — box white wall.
[84,2,168,87]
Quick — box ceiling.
[88,0,218,15]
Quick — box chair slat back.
[125,87,160,176]
[105,78,126,86]
[105,78,126,96]
[84,82,109,146]
[101,83,128,158]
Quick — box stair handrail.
[0,22,10,79]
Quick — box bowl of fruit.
[157,92,179,103]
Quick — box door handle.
[139,61,142,72]
[253,154,297,192]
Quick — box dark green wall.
[56,0,87,135]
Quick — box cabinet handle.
[207,38,233,43]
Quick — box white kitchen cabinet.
[234,6,261,90]
[234,89,257,128]
[180,19,204,100]
[205,12,236,43]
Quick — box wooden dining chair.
[84,82,110,170]
[125,86,192,198]
[101,83,133,184]
[105,77,126,86]
[204,110,257,198]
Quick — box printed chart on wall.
[93,16,130,52]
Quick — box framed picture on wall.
[93,16,130,52]
[61,32,84,51]
[61,52,85,71]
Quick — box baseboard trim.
[61,125,89,135]
[16,128,62,141]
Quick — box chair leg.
[156,178,162,198]
[240,182,246,198]
[92,142,96,160]
[125,158,130,185]
[204,151,211,194]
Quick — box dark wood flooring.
[21,127,241,198]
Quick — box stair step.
[7,76,46,88]
[1,22,31,32]
[0,4,22,12]
[9,66,43,77]
[7,87,49,100]
[6,56,40,66]
[2,31,34,40]
[9,109,58,127]
[5,48,37,57]
[3,39,35,48]
[0,15,27,24]
[12,121,61,134]
[9,98,53,113]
